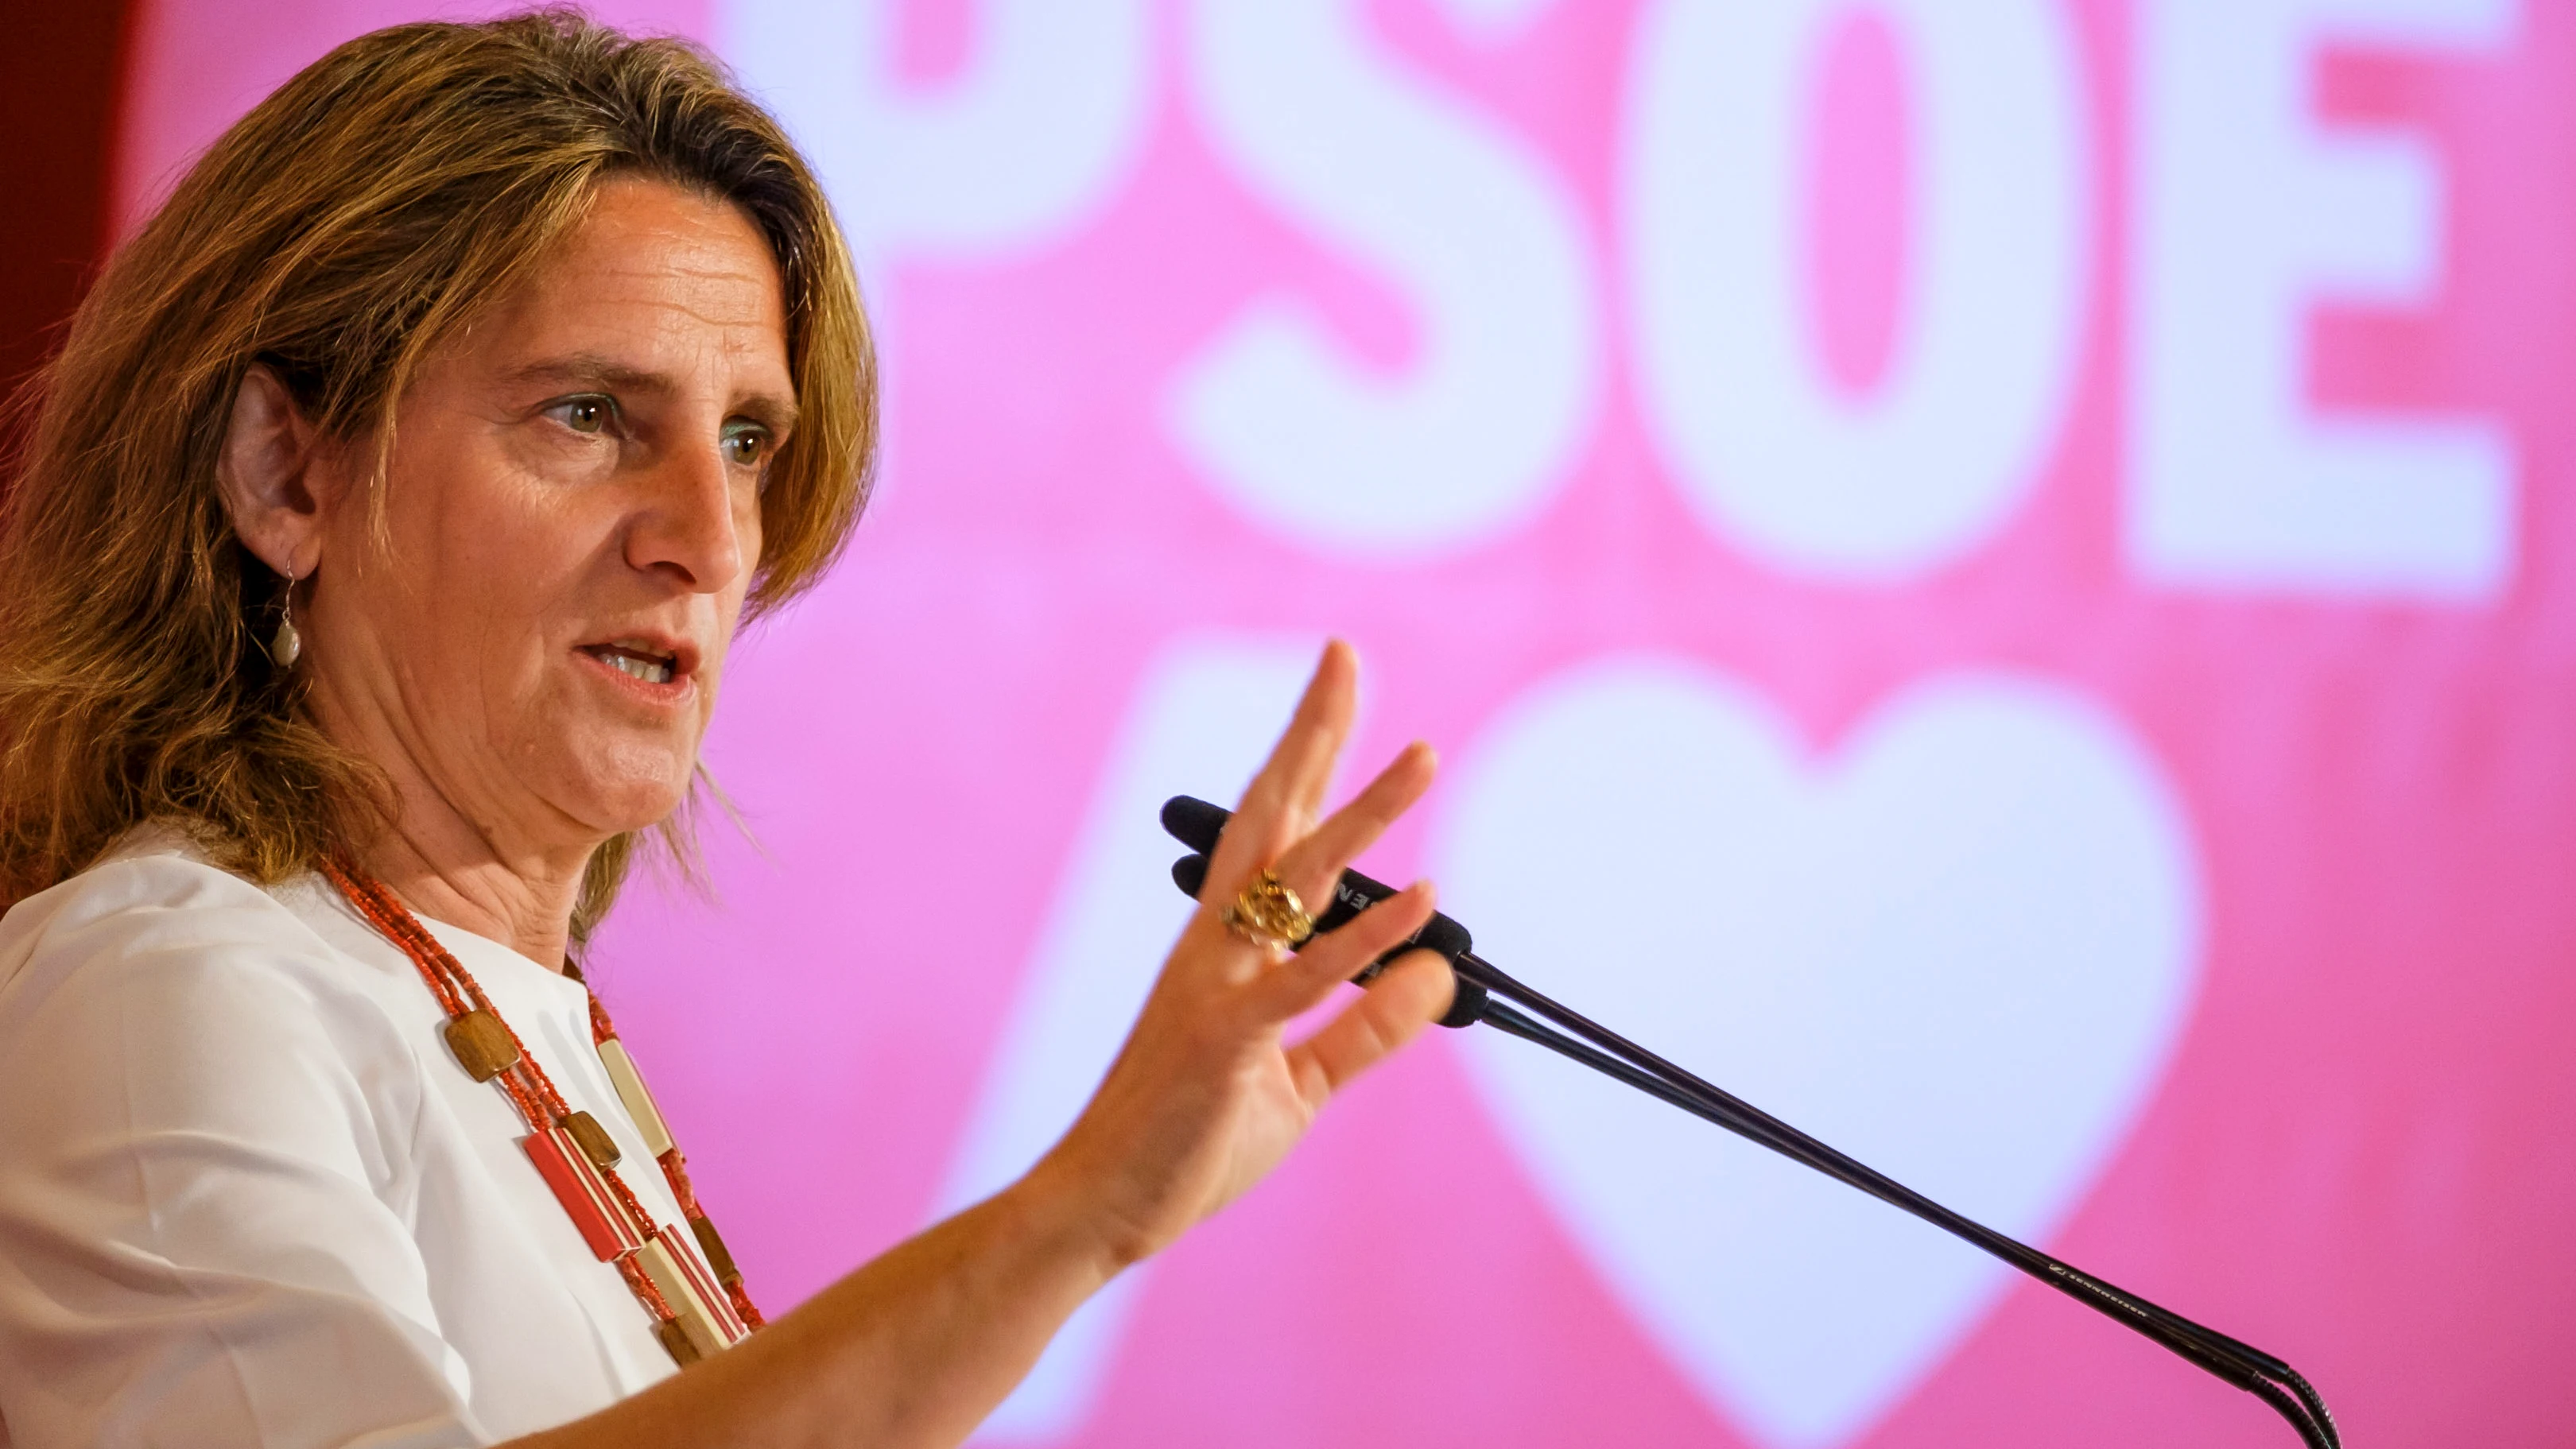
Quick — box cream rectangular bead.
[662,1225,747,1342]
[596,1038,675,1159]
[635,1236,727,1360]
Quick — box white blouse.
[0,831,692,1447]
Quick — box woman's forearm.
[516,1161,1125,1449]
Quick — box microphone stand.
[1161,798,2339,1449]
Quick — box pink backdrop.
[121,2,2576,1445]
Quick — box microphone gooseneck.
[1161,795,2339,1449]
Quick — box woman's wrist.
[1006,1145,1154,1288]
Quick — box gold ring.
[1221,870,1313,951]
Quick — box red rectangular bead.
[522,1128,642,1260]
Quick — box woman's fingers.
[1206,641,1357,886]
[1284,949,1457,1110]
[1185,642,1452,1030]
[1265,641,1359,828]
[1268,740,1435,910]
[1243,878,1439,1023]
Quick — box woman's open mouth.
[580,639,682,687]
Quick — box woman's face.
[302,176,793,853]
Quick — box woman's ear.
[216,364,332,576]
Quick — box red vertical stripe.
[0,0,128,474]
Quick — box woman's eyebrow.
[735,392,799,436]
[501,353,796,433]
[500,352,670,397]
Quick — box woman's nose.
[626,442,747,592]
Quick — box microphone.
[1158,794,2341,1449]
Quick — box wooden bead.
[562,1109,622,1169]
[444,1011,519,1082]
[689,1214,740,1289]
[636,1236,729,1359]
[654,1317,702,1367]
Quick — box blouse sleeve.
[0,857,492,1449]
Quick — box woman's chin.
[549,759,700,842]
[600,785,696,839]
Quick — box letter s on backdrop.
[1167,0,1602,560]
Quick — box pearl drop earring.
[272,566,302,668]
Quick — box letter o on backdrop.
[1623,0,2090,580]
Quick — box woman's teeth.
[610,653,672,685]
[591,642,677,684]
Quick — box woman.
[0,14,1455,1447]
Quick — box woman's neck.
[305,656,596,969]
[361,823,586,969]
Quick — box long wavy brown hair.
[0,11,875,937]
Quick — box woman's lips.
[581,639,678,685]
[575,638,694,702]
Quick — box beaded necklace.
[319,859,765,1366]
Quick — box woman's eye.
[549,397,612,435]
[722,425,770,467]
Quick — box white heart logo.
[1434,657,2200,1448]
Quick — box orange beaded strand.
[577,988,766,1331]
[317,858,761,1358]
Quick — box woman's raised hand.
[516,643,1449,1449]
[1034,641,1453,1269]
